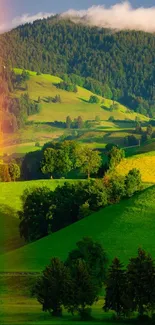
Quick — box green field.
[0,184,155,272]
[0,180,81,257]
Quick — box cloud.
[0,2,155,34]
[0,12,54,33]
[61,1,155,33]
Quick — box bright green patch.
[1,185,155,272]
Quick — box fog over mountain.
[0,2,155,33]
[61,2,155,33]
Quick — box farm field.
[0,185,155,272]
[0,295,127,325]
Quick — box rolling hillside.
[1,68,148,153]
[1,185,155,272]
[14,68,145,122]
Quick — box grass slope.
[0,180,79,212]
[1,185,155,272]
[1,68,149,152]
[14,68,147,123]
[117,151,155,183]
[0,180,79,259]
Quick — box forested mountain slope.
[0,17,155,116]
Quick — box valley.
[0,15,155,325]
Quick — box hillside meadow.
[117,151,155,183]
[0,185,155,272]
[0,68,149,152]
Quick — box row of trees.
[41,141,102,179]
[0,162,20,182]
[66,116,84,129]
[46,94,61,103]
[35,237,155,321]
[66,115,101,129]
[19,169,142,242]
[41,141,126,179]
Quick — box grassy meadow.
[1,185,155,272]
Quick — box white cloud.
[0,2,155,34]
[61,2,155,33]
[0,12,54,33]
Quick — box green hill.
[1,68,148,154]
[0,17,154,118]
[1,185,155,272]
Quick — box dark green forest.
[0,16,155,116]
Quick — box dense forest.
[0,16,155,117]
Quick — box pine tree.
[67,259,98,317]
[104,258,127,317]
[127,248,155,316]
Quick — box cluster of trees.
[124,135,139,147]
[134,122,155,144]
[47,94,61,103]
[0,162,20,182]
[41,141,126,179]
[141,124,155,143]
[55,81,78,93]
[0,18,155,116]
[35,237,155,321]
[35,238,107,318]
[19,169,142,242]
[124,122,155,147]
[66,116,83,129]
[41,141,102,179]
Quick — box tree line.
[34,237,155,322]
[0,18,154,116]
[0,141,135,182]
[19,168,142,242]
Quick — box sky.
[2,0,155,18]
[0,0,155,33]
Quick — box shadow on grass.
[0,205,25,254]
[78,97,89,103]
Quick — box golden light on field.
[116,154,155,183]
